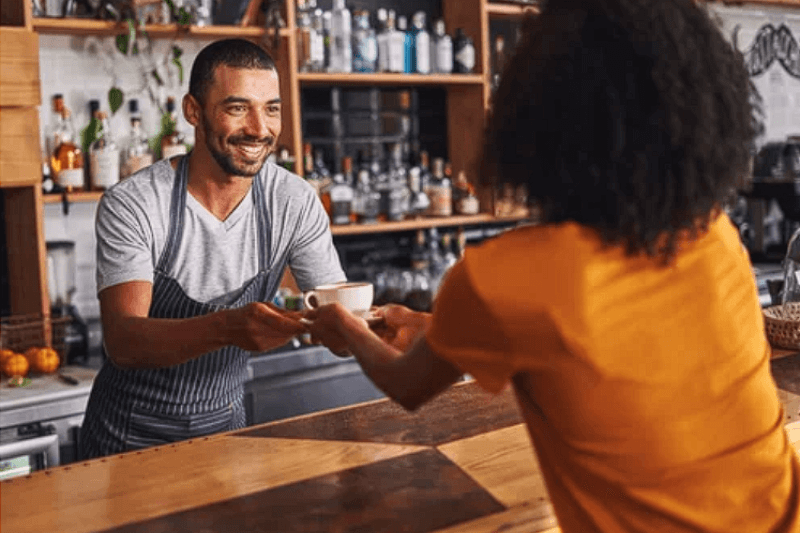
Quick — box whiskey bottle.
[89,110,120,190]
[160,97,187,160]
[452,170,479,215]
[121,99,154,179]
[50,97,84,192]
[425,157,452,217]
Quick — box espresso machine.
[46,240,89,364]
[733,137,800,262]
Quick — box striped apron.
[80,156,284,460]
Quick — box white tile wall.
[37,5,800,322]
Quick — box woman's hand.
[371,304,431,353]
[303,303,371,356]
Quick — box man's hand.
[223,302,308,352]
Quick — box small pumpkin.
[26,347,60,374]
[0,349,18,364]
[2,353,29,377]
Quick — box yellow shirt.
[427,215,800,533]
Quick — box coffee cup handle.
[303,291,319,310]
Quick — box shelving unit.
[32,17,290,38]
[42,191,104,204]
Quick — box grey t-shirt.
[96,158,345,304]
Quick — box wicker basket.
[0,314,70,361]
[763,303,800,350]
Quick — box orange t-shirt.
[427,215,800,533]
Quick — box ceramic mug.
[303,282,374,317]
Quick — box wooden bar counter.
[3,347,800,533]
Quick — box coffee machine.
[46,240,88,364]
[733,137,800,262]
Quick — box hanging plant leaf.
[151,69,164,86]
[115,19,136,55]
[172,46,184,85]
[108,87,124,115]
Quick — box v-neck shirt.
[96,157,345,305]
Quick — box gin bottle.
[89,110,120,190]
[385,10,405,74]
[432,19,453,74]
[330,0,352,73]
[352,9,377,73]
[398,15,413,74]
[411,11,431,74]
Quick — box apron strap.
[156,155,190,274]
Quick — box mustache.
[228,134,275,146]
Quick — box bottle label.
[162,144,187,159]
[331,201,351,225]
[353,35,378,72]
[91,149,120,189]
[426,186,452,216]
[455,45,475,72]
[389,36,406,73]
[56,167,84,189]
[436,42,453,74]
[456,195,480,215]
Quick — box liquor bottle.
[49,96,84,192]
[376,8,389,73]
[322,10,333,72]
[309,8,326,72]
[383,143,410,221]
[432,19,453,74]
[385,10,405,74]
[330,0,352,73]
[410,230,429,273]
[398,16,413,74]
[456,227,467,259]
[302,143,325,197]
[453,28,476,74]
[452,170,480,215]
[354,169,380,224]
[296,7,313,72]
[352,9,377,73]
[427,227,446,293]
[441,232,458,270]
[324,167,354,225]
[81,99,103,157]
[425,157,452,217]
[407,167,430,218]
[160,97,187,160]
[89,110,120,190]
[418,150,433,191]
[492,34,506,90]
[121,101,154,179]
[411,11,431,75]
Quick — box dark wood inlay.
[236,380,523,446]
[103,449,505,533]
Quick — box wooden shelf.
[32,18,289,38]
[297,73,486,87]
[330,214,529,236]
[42,191,103,204]
[486,2,541,18]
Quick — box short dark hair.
[483,0,760,262]
[189,39,277,105]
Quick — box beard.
[202,115,275,178]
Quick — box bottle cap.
[166,97,176,112]
[89,99,100,113]
[128,99,139,114]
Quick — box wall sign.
[735,23,800,79]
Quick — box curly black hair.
[482,0,760,262]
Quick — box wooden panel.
[32,18,291,37]
[432,501,559,533]
[0,27,39,107]
[0,435,426,533]
[438,424,550,508]
[446,84,492,212]
[0,0,32,28]
[443,0,488,78]
[3,186,48,315]
[0,107,41,188]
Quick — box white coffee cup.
[303,282,374,317]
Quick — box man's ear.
[183,94,201,127]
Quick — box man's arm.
[100,281,307,369]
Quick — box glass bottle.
[297,9,313,72]
[407,167,430,218]
[782,227,800,304]
[50,99,84,192]
[410,229,429,273]
[441,232,458,270]
[453,28,476,74]
[302,143,325,197]
[432,19,453,74]
[309,8,326,72]
[411,11,431,75]
[89,110,120,190]
[492,34,506,90]
[160,97,187,160]
[376,8,389,73]
[352,9,377,73]
[385,10,405,74]
[330,0,352,73]
[121,99,154,179]
[355,169,380,224]
[425,157,452,217]
[452,170,479,215]
[398,15,413,74]
[325,168,354,225]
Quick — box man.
[304,0,800,532]
[80,39,345,459]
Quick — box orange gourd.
[0,349,17,364]
[26,347,60,374]
[2,353,29,377]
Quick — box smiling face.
[188,64,282,178]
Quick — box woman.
[305,0,800,531]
